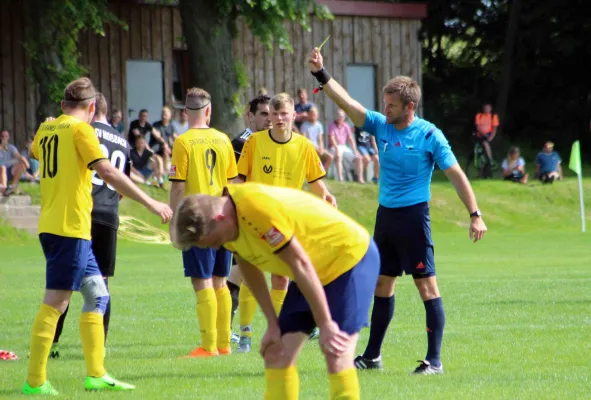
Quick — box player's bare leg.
[413,276,445,375]
[263,332,307,399]
[355,275,397,370]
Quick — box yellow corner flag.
[569,140,582,176]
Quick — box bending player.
[235,93,336,353]
[227,94,273,343]
[169,87,238,358]
[23,78,172,396]
[50,93,131,357]
[172,183,379,400]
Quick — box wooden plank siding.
[0,2,423,145]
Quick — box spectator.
[128,109,153,147]
[20,136,40,183]
[294,88,316,130]
[355,127,380,184]
[328,109,363,183]
[129,136,158,185]
[0,130,28,195]
[475,103,499,166]
[502,146,528,184]
[152,106,175,173]
[300,106,334,171]
[110,109,124,134]
[172,108,189,136]
[536,141,562,183]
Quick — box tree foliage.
[23,0,124,121]
[420,0,591,158]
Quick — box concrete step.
[0,205,41,217]
[6,215,39,236]
[0,195,32,206]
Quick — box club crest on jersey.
[263,165,273,174]
[262,226,285,247]
[169,165,177,177]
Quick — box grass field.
[1,179,591,399]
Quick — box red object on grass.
[0,350,19,360]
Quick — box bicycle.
[465,132,494,179]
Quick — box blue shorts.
[39,233,101,291]
[358,146,376,156]
[373,202,435,279]
[182,246,232,278]
[278,239,380,335]
[139,166,152,179]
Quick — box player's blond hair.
[172,194,219,250]
[382,76,422,107]
[185,87,211,111]
[63,77,96,109]
[95,92,108,116]
[270,93,294,111]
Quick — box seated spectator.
[300,106,333,172]
[294,88,315,130]
[536,141,562,184]
[152,106,175,174]
[0,130,28,195]
[354,127,380,184]
[172,108,189,136]
[502,146,528,184]
[130,136,161,187]
[20,136,40,183]
[110,109,124,134]
[128,109,153,147]
[328,109,363,183]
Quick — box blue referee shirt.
[362,110,458,208]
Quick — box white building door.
[126,60,164,124]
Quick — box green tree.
[23,0,123,123]
[178,0,332,135]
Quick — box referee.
[308,48,487,374]
[50,93,131,356]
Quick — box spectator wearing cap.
[536,141,562,183]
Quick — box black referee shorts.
[90,222,118,278]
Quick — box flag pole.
[577,171,586,233]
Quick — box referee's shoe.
[354,355,383,370]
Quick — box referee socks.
[424,297,445,367]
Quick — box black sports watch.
[470,210,482,218]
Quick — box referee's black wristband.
[311,68,331,85]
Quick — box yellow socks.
[265,366,299,400]
[80,312,107,378]
[27,304,61,387]
[239,283,257,336]
[329,368,360,400]
[215,286,232,350]
[270,289,287,316]
[196,288,217,352]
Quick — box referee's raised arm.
[307,48,367,128]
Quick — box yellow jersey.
[169,128,238,196]
[224,183,370,285]
[32,114,107,240]
[237,130,325,188]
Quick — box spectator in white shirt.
[300,106,333,172]
[502,146,528,184]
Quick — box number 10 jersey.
[90,121,131,229]
[32,114,107,240]
[169,128,238,197]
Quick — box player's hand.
[323,192,337,208]
[469,217,487,242]
[319,320,349,356]
[260,323,284,358]
[308,47,324,73]
[149,200,173,224]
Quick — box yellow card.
[318,35,331,51]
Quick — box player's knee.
[375,275,396,297]
[212,276,226,289]
[80,275,110,314]
[263,345,293,369]
[191,277,212,292]
[271,274,289,290]
[413,276,440,300]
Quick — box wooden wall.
[233,16,422,129]
[0,1,422,147]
